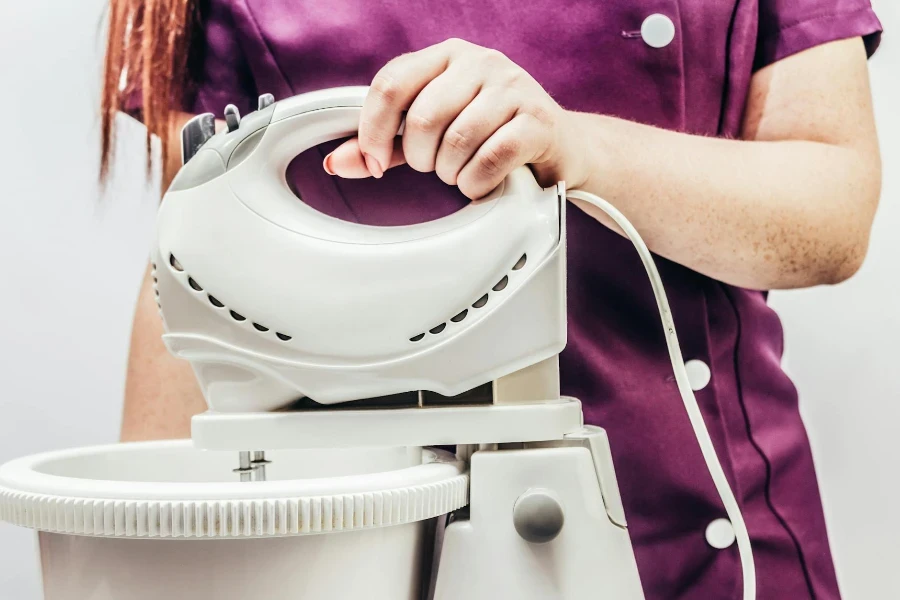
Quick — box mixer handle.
[252,86,406,174]
[170,87,545,245]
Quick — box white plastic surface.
[26,437,642,600]
[37,525,429,600]
[0,441,467,537]
[191,397,585,451]
[433,445,645,599]
[562,427,629,527]
[154,88,567,410]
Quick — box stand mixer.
[0,87,755,599]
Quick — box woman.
[102,0,883,597]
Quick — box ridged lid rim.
[0,441,469,538]
[0,475,468,538]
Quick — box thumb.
[324,137,407,178]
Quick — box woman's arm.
[329,37,881,290]
[120,111,208,441]
[120,37,879,439]
[570,37,881,289]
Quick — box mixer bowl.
[0,440,468,600]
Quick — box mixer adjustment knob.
[258,93,275,110]
[180,112,215,164]
[224,104,241,132]
[513,488,565,544]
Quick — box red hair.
[101,0,199,180]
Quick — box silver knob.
[224,104,241,132]
[180,112,215,165]
[513,489,565,544]
[258,93,275,110]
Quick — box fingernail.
[322,153,336,175]
[364,153,384,179]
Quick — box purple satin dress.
[154,1,882,597]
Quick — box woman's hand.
[324,38,588,199]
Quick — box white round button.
[705,518,736,550]
[685,359,711,391]
[641,14,676,49]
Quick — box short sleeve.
[755,0,883,71]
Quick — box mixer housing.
[152,87,566,412]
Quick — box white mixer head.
[153,87,567,412]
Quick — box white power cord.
[567,189,756,600]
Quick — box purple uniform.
[151,1,882,597]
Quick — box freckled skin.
[121,262,207,441]
[567,38,879,291]
[120,38,879,440]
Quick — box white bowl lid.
[0,440,467,539]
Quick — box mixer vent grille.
[0,475,468,538]
[409,253,527,343]
[151,262,162,314]
[169,254,293,342]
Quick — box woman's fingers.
[457,113,550,199]
[402,67,481,173]
[325,137,406,178]
[434,88,518,186]
[327,111,551,200]
[358,40,468,173]
[329,40,570,197]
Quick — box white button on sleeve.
[684,359,711,391]
[705,518,737,550]
[641,14,676,49]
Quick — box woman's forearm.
[568,112,880,290]
[561,38,880,291]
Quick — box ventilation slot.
[171,264,294,343]
[152,262,160,311]
[513,254,527,270]
[408,250,527,343]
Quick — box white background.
[0,1,897,598]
